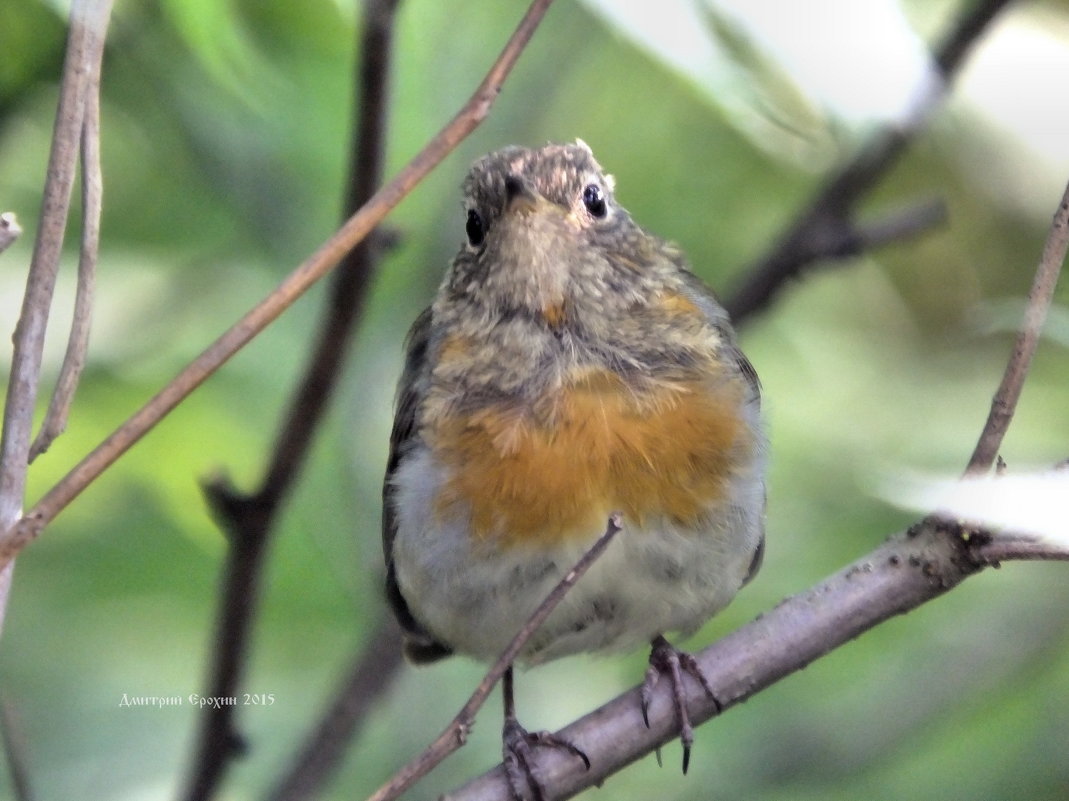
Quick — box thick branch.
[726,0,1013,324]
[4,0,557,565]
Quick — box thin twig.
[0,0,114,632]
[726,0,1013,324]
[0,213,21,254]
[964,179,1069,475]
[180,1,403,798]
[367,515,622,801]
[29,41,104,462]
[264,618,405,801]
[442,519,1069,801]
[4,0,558,566]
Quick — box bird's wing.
[677,270,761,405]
[678,270,765,585]
[382,307,453,662]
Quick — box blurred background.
[2,0,1068,799]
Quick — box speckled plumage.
[383,141,765,667]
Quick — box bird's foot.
[502,715,590,801]
[640,634,720,774]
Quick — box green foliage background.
[1,1,1068,799]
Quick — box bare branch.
[4,0,558,566]
[367,515,622,801]
[0,214,21,255]
[726,0,1013,324]
[964,179,1069,475]
[29,35,105,462]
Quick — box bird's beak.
[503,174,544,216]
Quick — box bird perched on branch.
[383,140,765,797]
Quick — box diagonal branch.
[964,179,1069,475]
[4,0,558,566]
[726,0,1013,325]
[180,1,403,798]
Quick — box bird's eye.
[582,184,607,218]
[466,209,485,246]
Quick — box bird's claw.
[502,717,589,801]
[641,634,720,775]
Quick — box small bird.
[383,140,765,796]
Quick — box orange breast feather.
[430,369,748,547]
